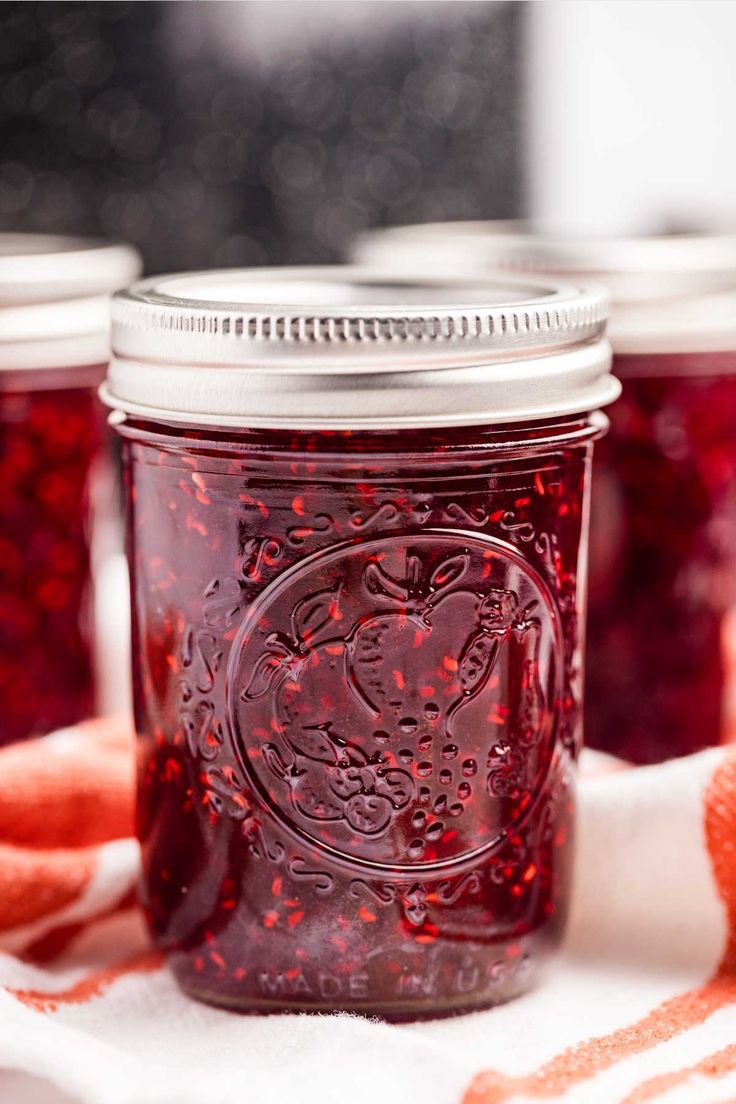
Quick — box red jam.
[0,376,104,744]
[587,352,736,764]
[120,417,597,1017]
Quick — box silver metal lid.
[104,267,617,430]
[354,224,736,355]
[0,234,142,372]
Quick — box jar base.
[177,970,541,1022]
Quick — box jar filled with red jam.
[0,235,141,744]
[581,243,736,765]
[355,227,736,764]
[104,268,616,1017]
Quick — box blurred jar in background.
[354,226,736,764]
[0,235,141,745]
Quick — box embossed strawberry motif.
[242,582,413,836]
[346,553,519,731]
[239,546,540,859]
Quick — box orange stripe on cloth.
[0,843,96,932]
[0,717,134,849]
[705,753,736,972]
[8,950,163,1012]
[619,1042,736,1104]
[462,751,736,1104]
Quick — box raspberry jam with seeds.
[0,235,140,744]
[587,352,736,763]
[106,268,616,1016]
[0,377,102,743]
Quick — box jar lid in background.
[104,266,618,429]
[353,224,736,356]
[0,234,142,373]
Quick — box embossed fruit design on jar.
[0,235,140,744]
[105,268,617,1016]
[354,227,736,763]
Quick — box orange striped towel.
[1,724,735,1104]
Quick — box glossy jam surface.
[122,419,596,1017]
[587,353,736,764]
[0,380,102,744]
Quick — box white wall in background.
[527,0,736,234]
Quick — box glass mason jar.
[355,227,736,764]
[0,235,141,744]
[587,264,736,765]
[104,268,617,1018]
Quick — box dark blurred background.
[0,0,523,273]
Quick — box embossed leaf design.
[429,553,470,595]
[349,613,418,714]
[242,635,295,701]
[287,724,339,764]
[290,582,342,645]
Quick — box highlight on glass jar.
[0,234,141,745]
[354,226,736,766]
[103,267,617,1018]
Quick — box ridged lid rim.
[105,265,617,428]
[111,266,609,364]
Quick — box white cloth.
[0,741,734,1104]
